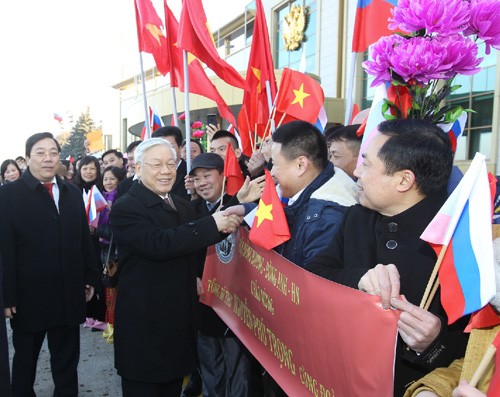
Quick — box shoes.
[83,318,96,328]
[91,321,108,332]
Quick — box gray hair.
[134,138,177,164]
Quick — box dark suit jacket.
[172,159,189,200]
[110,182,224,383]
[190,194,239,337]
[0,169,99,333]
[116,176,135,199]
[0,256,11,396]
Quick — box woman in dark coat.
[74,155,106,329]
[110,138,242,397]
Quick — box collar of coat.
[22,168,66,193]
[129,179,180,209]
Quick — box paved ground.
[7,324,121,396]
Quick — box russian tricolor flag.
[84,185,108,227]
[420,152,496,324]
[438,111,467,154]
[141,106,165,140]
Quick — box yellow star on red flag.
[255,201,273,227]
[291,83,310,108]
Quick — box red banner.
[201,227,400,396]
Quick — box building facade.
[113,0,500,172]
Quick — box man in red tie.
[0,132,99,396]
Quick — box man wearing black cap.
[189,153,263,397]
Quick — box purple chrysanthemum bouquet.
[362,0,499,124]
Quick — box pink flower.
[389,37,449,84]
[389,0,470,35]
[464,0,500,54]
[191,121,203,129]
[362,35,405,86]
[193,130,205,138]
[178,112,186,121]
[434,35,482,77]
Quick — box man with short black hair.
[270,120,358,269]
[210,130,250,178]
[308,118,469,396]
[102,149,125,169]
[152,126,189,200]
[326,124,362,179]
[0,132,99,396]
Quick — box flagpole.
[183,50,192,173]
[469,344,497,387]
[171,87,179,127]
[139,52,152,139]
[265,80,276,133]
[344,52,357,125]
[419,245,448,309]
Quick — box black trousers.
[121,377,183,397]
[11,325,80,397]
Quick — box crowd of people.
[0,118,497,397]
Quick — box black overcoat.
[110,181,224,383]
[0,169,99,333]
[308,193,470,397]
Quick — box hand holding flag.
[249,170,290,250]
[85,186,108,228]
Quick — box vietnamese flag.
[237,104,253,157]
[163,2,236,126]
[178,0,246,90]
[242,0,277,133]
[223,143,244,196]
[352,0,399,53]
[249,170,291,250]
[135,0,170,75]
[274,68,324,124]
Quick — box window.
[275,0,318,73]
[447,42,496,160]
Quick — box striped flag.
[84,185,108,227]
[356,83,389,168]
[420,152,496,324]
[438,111,468,154]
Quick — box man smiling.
[110,139,243,397]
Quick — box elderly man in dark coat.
[110,138,243,397]
[0,132,99,396]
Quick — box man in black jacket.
[189,153,263,397]
[0,132,99,397]
[110,140,243,397]
[308,119,470,396]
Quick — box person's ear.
[396,169,416,192]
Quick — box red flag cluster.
[134,0,238,126]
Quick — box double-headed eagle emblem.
[282,5,307,51]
